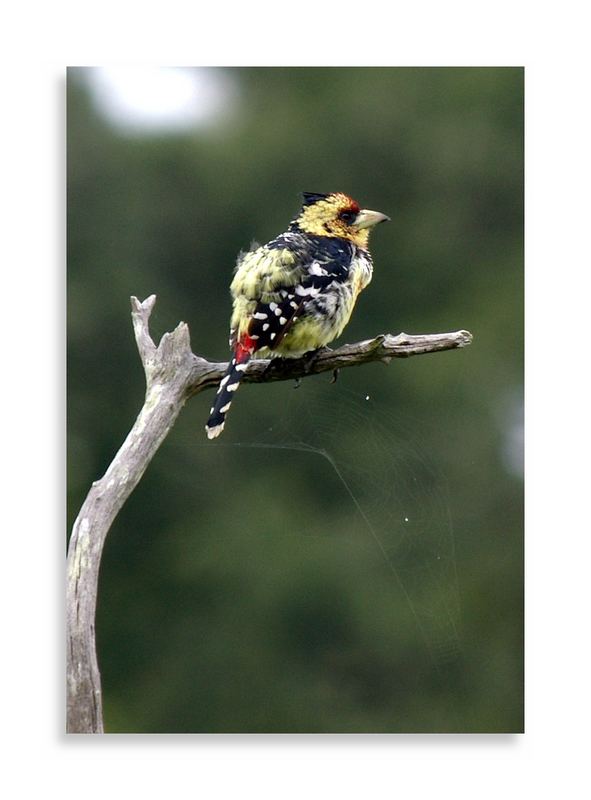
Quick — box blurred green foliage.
[67,67,523,732]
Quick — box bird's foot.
[301,346,332,375]
[262,355,287,378]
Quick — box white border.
[3,1,590,797]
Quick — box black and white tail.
[205,352,251,439]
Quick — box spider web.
[223,375,463,671]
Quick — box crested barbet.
[205,191,389,439]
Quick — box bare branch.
[131,294,157,368]
[66,295,473,733]
[67,296,195,733]
[186,329,473,394]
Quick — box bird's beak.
[354,209,391,229]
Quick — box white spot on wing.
[295,285,320,297]
[309,261,328,276]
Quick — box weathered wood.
[188,328,474,393]
[66,294,473,733]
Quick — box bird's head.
[290,192,390,248]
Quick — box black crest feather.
[302,192,329,206]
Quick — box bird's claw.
[302,346,332,375]
[262,356,285,378]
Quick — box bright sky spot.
[492,389,523,479]
[88,67,232,133]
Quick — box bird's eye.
[338,210,357,225]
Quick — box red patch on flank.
[235,334,256,363]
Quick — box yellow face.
[294,192,389,248]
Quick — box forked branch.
[66,294,473,733]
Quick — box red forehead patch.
[338,193,360,213]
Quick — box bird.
[205,191,390,439]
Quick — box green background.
[67,67,523,733]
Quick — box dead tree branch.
[66,294,473,733]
